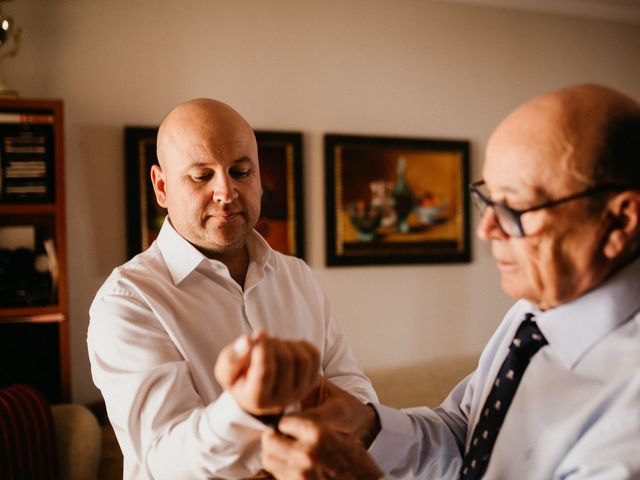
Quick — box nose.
[212,173,238,204]
[476,207,507,241]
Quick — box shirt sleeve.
[363,300,547,480]
[87,287,269,479]
[366,376,470,480]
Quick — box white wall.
[8,0,640,404]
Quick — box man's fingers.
[247,335,276,408]
[273,339,295,402]
[213,334,252,389]
[262,430,300,461]
[264,419,384,480]
[261,430,316,479]
[247,337,320,409]
[292,340,320,398]
[277,415,323,445]
[218,332,322,415]
[301,376,329,409]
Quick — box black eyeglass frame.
[469,180,630,238]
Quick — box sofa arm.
[51,404,102,480]
[366,354,478,409]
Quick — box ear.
[150,164,168,208]
[603,191,640,260]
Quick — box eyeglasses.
[469,180,629,238]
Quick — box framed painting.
[124,127,304,259]
[124,127,161,259]
[325,134,470,266]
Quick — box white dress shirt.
[88,219,377,480]
[370,257,640,479]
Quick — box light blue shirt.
[370,257,640,479]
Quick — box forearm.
[92,353,269,479]
[144,392,268,479]
[368,404,463,479]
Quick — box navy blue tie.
[459,314,548,479]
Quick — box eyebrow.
[487,182,551,202]
[233,157,253,165]
[185,157,253,169]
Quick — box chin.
[211,232,249,252]
[500,277,532,302]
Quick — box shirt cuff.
[368,403,416,474]
[206,391,270,443]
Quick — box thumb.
[276,415,321,444]
[214,335,253,390]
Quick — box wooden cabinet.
[0,98,70,403]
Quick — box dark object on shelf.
[0,247,54,307]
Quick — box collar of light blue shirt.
[531,256,640,369]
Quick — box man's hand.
[214,330,320,416]
[299,377,381,447]
[261,416,384,480]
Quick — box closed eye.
[191,173,212,181]
[230,168,251,178]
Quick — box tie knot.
[510,314,548,355]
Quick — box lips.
[495,258,518,272]
[218,212,240,219]
[205,210,244,223]
[492,247,516,269]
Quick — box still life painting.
[325,134,470,266]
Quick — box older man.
[87,99,376,479]
[254,84,640,479]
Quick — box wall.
[7,0,640,404]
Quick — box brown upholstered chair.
[0,384,102,480]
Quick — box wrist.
[250,412,283,430]
[359,403,381,448]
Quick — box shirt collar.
[533,256,640,369]
[156,216,276,285]
[156,217,207,284]
[246,229,274,270]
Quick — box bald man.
[87,99,376,479]
[258,84,640,479]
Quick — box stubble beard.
[199,221,250,256]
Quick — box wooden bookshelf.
[0,98,69,403]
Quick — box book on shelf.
[0,120,55,202]
[0,112,55,125]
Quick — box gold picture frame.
[325,134,470,266]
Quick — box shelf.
[0,203,56,215]
[0,307,65,323]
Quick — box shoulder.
[269,250,314,277]
[266,251,324,296]
[93,243,169,302]
[585,312,640,380]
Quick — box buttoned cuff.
[368,403,416,474]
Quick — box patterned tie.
[459,314,548,480]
